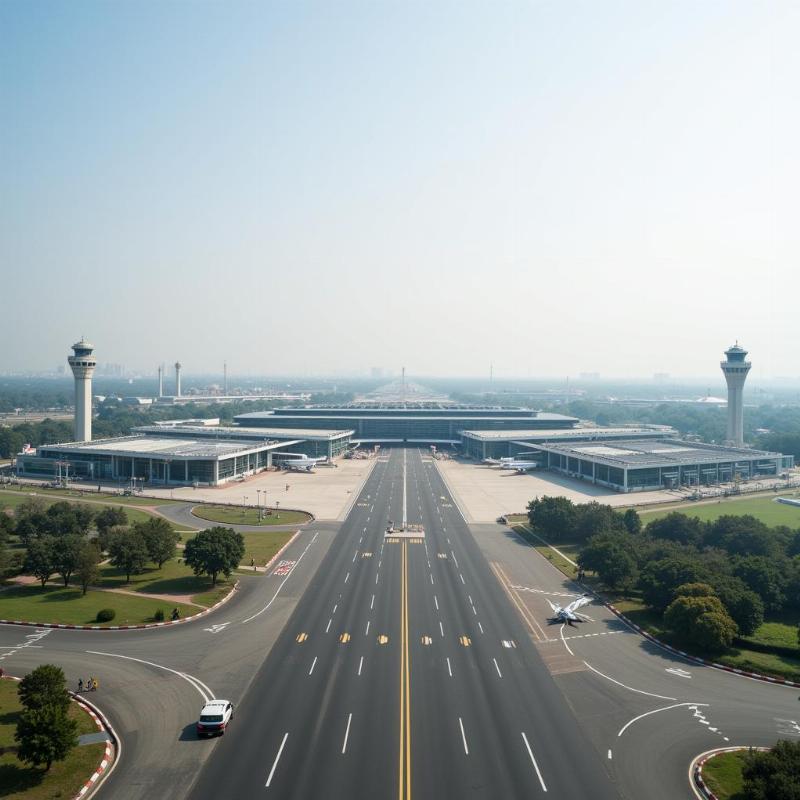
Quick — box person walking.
[78,678,84,692]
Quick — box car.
[196,700,234,737]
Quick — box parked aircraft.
[483,457,538,472]
[281,456,328,473]
[546,595,591,627]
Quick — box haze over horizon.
[2,1,797,379]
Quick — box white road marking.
[86,650,214,702]
[459,573,465,585]
[559,624,574,656]
[365,620,371,636]
[376,573,380,585]
[358,656,364,676]
[345,572,350,584]
[309,657,317,675]
[521,732,548,792]
[666,668,692,678]
[607,749,612,760]
[583,661,676,701]
[493,658,502,678]
[459,717,469,754]
[478,622,484,634]
[430,574,434,585]
[243,532,318,623]
[370,594,375,610]
[203,623,231,634]
[451,552,459,568]
[265,732,289,787]
[341,713,353,754]
[326,618,332,633]
[434,595,439,611]
[333,604,338,614]
[439,621,444,637]
[447,657,453,677]
[618,702,709,738]
[352,551,358,563]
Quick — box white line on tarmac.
[342,713,353,754]
[559,624,574,656]
[365,620,371,636]
[583,661,676,701]
[326,618,332,633]
[265,732,289,787]
[86,651,214,702]
[618,702,708,738]
[451,552,459,568]
[309,657,317,675]
[447,657,453,677]
[459,573,465,584]
[376,573,380,585]
[333,604,338,614]
[345,572,350,584]
[242,533,318,624]
[478,622,484,634]
[353,551,358,563]
[521,732,548,791]
[459,717,469,754]
[370,594,375,610]
[493,658,502,678]
[439,621,444,637]
[434,595,439,611]
[358,656,364,676]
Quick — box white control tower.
[175,362,182,397]
[68,339,96,442]
[720,343,751,447]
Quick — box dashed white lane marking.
[0,629,51,661]
[493,658,503,678]
[451,552,459,568]
[510,585,580,599]
[365,620,371,636]
[265,732,289,787]
[352,551,358,563]
[308,657,317,675]
[434,595,439,611]
[345,572,350,584]
[521,732,548,792]
[459,574,465,585]
[370,594,375,610]
[341,713,353,755]
[358,656,364,676]
[478,622,484,634]
[439,621,445,637]
[333,604,338,614]
[326,618,332,634]
[447,657,453,677]
[583,661,676,701]
[459,717,469,754]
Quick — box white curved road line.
[559,624,574,656]
[583,661,677,701]
[618,701,709,738]
[242,532,319,624]
[87,650,214,703]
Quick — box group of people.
[78,676,98,692]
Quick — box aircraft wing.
[565,596,591,614]
[546,598,560,613]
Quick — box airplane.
[280,456,328,473]
[483,457,539,472]
[546,595,592,627]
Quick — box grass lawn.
[513,525,580,578]
[96,558,232,608]
[0,585,197,625]
[0,485,179,506]
[191,504,311,527]
[0,679,106,800]
[239,531,295,568]
[701,751,748,800]
[636,493,800,527]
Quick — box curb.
[188,504,315,526]
[691,746,767,800]
[602,598,800,688]
[69,692,118,799]
[0,580,239,632]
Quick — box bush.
[96,608,116,623]
[153,608,165,622]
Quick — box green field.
[238,531,295,569]
[701,751,747,800]
[0,585,197,626]
[191,504,311,527]
[0,484,179,506]
[96,558,231,607]
[637,493,800,527]
[0,679,106,799]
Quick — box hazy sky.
[2,1,797,379]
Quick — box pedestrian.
[250,558,255,570]
[78,678,84,692]
[92,677,98,691]
[171,607,180,621]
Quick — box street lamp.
[275,499,280,519]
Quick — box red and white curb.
[0,580,239,631]
[691,746,767,800]
[262,530,301,573]
[70,692,118,799]
[603,597,800,688]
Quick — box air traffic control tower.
[721,343,751,447]
[68,339,96,442]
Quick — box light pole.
[275,499,280,520]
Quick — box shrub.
[153,608,165,622]
[96,608,116,623]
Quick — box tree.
[17,664,71,713]
[733,556,789,613]
[639,556,707,612]
[579,532,639,592]
[713,577,765,637]
[51,534,85,587]
[622,508,642,535]
[95,506,128,538]
[75,543,100,595]
[645,513,704,546]
[704,515,777,557]
[743,740,800,800]
[573,502,625,542]
[136,518,179,568]
[692,610,738,652]
[24,536,56,587]
[664,592,738,651]
[527,496,578,541]
[183,527,245,586]
[15,704,78,770]
[108,528,149,583]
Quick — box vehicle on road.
[196,700,234,737]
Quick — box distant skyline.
[2,2,797,378]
